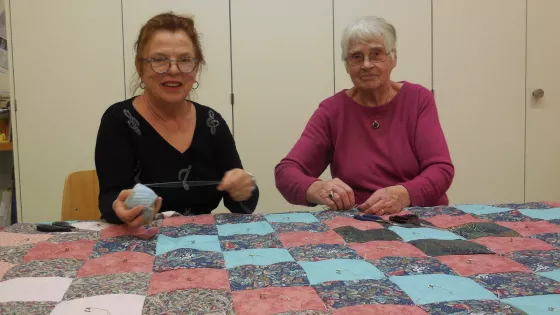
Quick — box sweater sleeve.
[400,89,455,206]
[274,102,333,206]
[95,107,137,224]
[213,111,259,214]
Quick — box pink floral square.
[349,241,427,260]
[436,254,531,276]
[0,232,52,247]
[278,230,345,247]
[333,305,428,315]
[472,236,556,254]
[162,215,215,226]
[23,240,95,261]
[231,286,326,315]
[148,268,230,295]
[323,217,383,231]
[77,252,155,277]
[496,221,560,236]
[425,214,489,228]
[101,225,159,240]
[0,262,14,280]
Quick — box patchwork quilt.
[0,202,559,314]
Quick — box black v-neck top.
[95,97,259,224]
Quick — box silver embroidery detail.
[123,109,141,135]
[178,165,193,191]
[206,110,220,135]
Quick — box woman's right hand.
[306,178,355,210]
[112,189,162,227]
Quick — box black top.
[95,97,259,224]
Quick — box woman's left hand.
[217,168,255,201]
[357,185,411,215]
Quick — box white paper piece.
[161,211,180,218]
[71,221,115,231]
[50,294,146,315]
[0,277,73,302]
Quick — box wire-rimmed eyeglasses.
[142,57,199,74]
[346,50,391,66]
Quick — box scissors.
[354,213,445,230]
[36,221,78,232]
[144,180,221,188]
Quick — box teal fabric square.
[265,213,319,223]
[299,259,385,285]
[223,248,294,268]
[389,274,497,305]
[156,235,221,256]
[217,221,274,236]
[502,294,560,315]
[519,208,560,220]
[388,226,466,242]
[539,270,560,282]
[454,205,512,215]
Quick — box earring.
[193,81,199,90]
[139,81,145,89]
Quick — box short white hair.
[341,16,397,61]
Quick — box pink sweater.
[275,81,454,207]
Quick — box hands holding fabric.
[306,179,410,214]
[113,189,163,227]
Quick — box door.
[334,0,432,91]
[433,0,527,204]
[231,0,334,213]
[10,0,124,222]
[525,0,560,202]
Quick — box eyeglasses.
[346,50,391,66]
[142,57,199,74]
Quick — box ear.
[391,50,398,68]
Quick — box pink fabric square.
[162,215,215,227]
[425,214,489,228]
[496,221,560,236]
[23,240,95,261]
[436,254,530,276]
[349,241,427,260]
[101,225,159,240]
[278,230,345,247]
[148,268,230,295]
[0,262,14,280]
[333,305,428,315]
[323,217,383,231]
[232,286,326,315]
[77,252,154,277]
[544,201,560,207]
[473,236,556,254]
[0,232,52,247]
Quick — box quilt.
[0,202,559,314]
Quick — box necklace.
[349,87,394,130]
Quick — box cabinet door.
[231,0,333,213]
[334,0,432,91]
[525,0,560,202]
[433,0,526,204]
[10,0,125,222]
[122,0,232,126]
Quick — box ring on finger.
[328,191,335,200]
[381,209,385,214]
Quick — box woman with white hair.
[275,16,454,215]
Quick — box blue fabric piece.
[454,204,512,215]
[388,226,466,242]
[389,274,497,305]
[265,213,319,223]
[223,248,294,268]
[299,259,385,285]
[519,208,560,220]
[538,270,560,282]
[217,221,274,236]
[156,235,221,256]
[502,294,560,315]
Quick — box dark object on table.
[36,221,76,232]
[353,213,387,223]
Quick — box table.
[0,202,559,314]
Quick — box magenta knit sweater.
[274,81,454,207]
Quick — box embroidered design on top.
[123,109,141,135]
[206,110,220,135]
[178,165,193,191]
